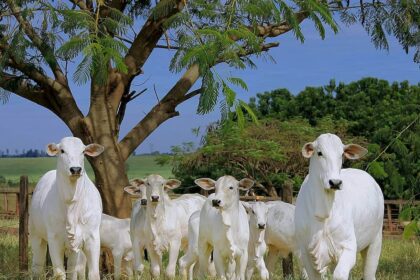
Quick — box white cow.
[295,133,384,280]
[124,179,149,277]
[139,174,206,279]
[178,211,216,280]
[264,201,297,276]
[242,202,270,280]
[29,137,104,279]
[196,176,254,280]
[77,213,133,279]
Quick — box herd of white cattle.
[28,134,384,280]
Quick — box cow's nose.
[329,179,342,190]
[258,223,266,229]
[151,195,159,202]
[212,199,221,207]
[70,167,82,175]
[141,199,148,205]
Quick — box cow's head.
[195,176,254,210]
[47,137,104,181]
[242,201,269,230]
[124,179,148,206]
[302,133,367,191]
[136,174,181,204]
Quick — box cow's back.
[337,168,384,250]
[265,201,296,254]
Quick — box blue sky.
[0,21,418,154]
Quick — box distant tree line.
[0,148,48,158]
[160,78,419,200]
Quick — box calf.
[295,133,384,280]
[196,176,254,280]
[140,174,206,279]
[29,137,104,279]
[242,202,270,280]
[124,179,148,277]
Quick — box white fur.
[295,134,384,280]
[196,176,254,280]
[77,214,133,279]
[242,202,270,280]
[29,137,103,279]
[140,174,206,279]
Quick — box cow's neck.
[307,167,336,221]
[56,171,85,204]
[249,225,265,245]
[147,192,171,221]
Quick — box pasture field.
[0,219,419,279]
[0,155,172,185]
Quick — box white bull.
[139,174,206,279]
[196,176,254,280]
[295,133,384,280]
[29,137,104,279]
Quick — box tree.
[0,1,418,217]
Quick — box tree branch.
[5,0,68,85]
[69,0,90,11]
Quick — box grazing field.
[0,221,418,279]
[0,155,172,185]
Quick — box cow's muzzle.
[212,199,221,208]
[141,199,147,206]
[151,195,159,202]
[258,223,266,229]
[329,179,342,190]
[69,167,82,176]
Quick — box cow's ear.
[238,178,254,190]
[165,179,181,189]
[241,201,252,214]
[84,144,105,157]
[302,142,314,158]
[130,178,145,187]
[47,143,59,156]
[195,178,215,190]
[124,185,141,197]
[344,144,368,160]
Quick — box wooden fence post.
[19,175,29,272]
[282,180,294,279]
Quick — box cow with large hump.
[295,133,384,280]
[196,175,254,280]
[29,137,104,280]
[138,174,206,279]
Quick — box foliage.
[248,78,420,199]
[160,117,364,196]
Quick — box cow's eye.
[251,210,255,214]
[61,149,65,154]
[229,186,234,190]
[317,151,323,156]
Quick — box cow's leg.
[147,246,162,279]
[361,231,382,280]
[299,248,322,280]
[198,241,212,278]
[256,254,269,280]
[166,239,181,279]
[75,251,87,280]
[47,237,66,279]
[30,236,47,278]
[237,251,249,280]
[333,242,357,280]
[112,249,124,280]
[266,245,279,276]
[245,257,255,280]
[84,235,101,280]
[66,250,79,280]
[132,236,144,278]
[213,249,227,280]
[179,249,197,280]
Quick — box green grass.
[0,221,419,280]
[0,155,172,185]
